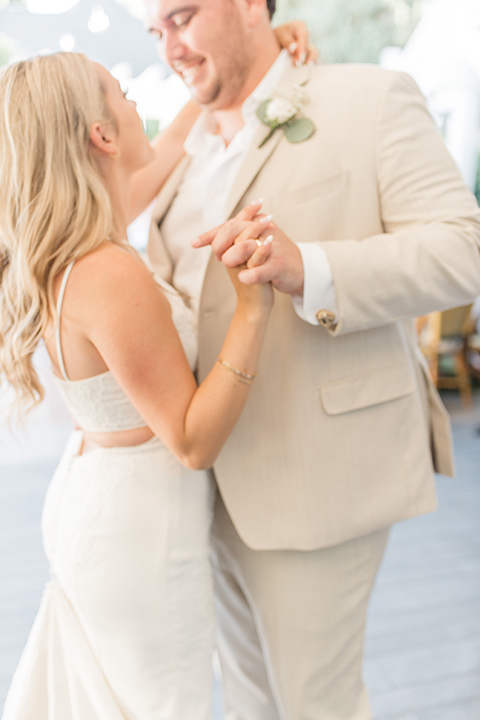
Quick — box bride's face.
[93,63,154,172]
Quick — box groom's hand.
[193,205,304,296]
[223,222,305,297]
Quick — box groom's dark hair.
[267,0,276,19]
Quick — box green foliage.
[144,118,160,141]
[274,0,422,64]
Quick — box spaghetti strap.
[55,261,75,381]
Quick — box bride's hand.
[193,200,274,263]
[228,260,274,316]
[274,20,318,66]
[227,233,274,315]
[194,203,274,312]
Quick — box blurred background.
[0,2,480,718]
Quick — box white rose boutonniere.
[256,85,315,149]
[264,97,297,124]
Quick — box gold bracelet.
[216,357,258,385]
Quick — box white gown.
[2,273,216,720]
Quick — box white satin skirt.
[2,431,215,720]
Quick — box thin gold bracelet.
[216,357,258,385]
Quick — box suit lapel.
[224,61,310,219]
[223,124,283,219]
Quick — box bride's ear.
[89,121,120,159]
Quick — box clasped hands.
[192,201,304,297]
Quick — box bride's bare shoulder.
[75,242,145,273]
[73,243,154,289]
[67,243,162,319]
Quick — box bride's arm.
[78,206,273,470]
[128,100,201,223]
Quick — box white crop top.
[53,258,198,433]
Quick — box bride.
[0,25,313,720]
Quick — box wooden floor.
[1,391,479,719]
[365,391,480,720]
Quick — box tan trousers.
[211,492,390,720]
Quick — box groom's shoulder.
[308,63,422,114]
[312,62,406,90]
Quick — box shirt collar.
[184,49,290,157]
[184,111,220,157]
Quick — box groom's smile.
[172,57,206,87]
[144,0,253,110]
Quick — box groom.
[145,0,480,717]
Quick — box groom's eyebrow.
[167,4,196,19]
[147,4,196,30]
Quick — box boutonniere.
[256,84,315,149]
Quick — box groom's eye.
[171,11,195,30]
[147,9,195,43]
[148,28,163,41]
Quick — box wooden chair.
[417,304,474,407]
[466,330,480,382]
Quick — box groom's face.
[145,0,253,109]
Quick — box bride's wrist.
[235,301,271,325]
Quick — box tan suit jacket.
[148,62,480,551]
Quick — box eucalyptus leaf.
[256,100,271,125]
[284,118,315,144]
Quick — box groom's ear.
[242,0,271,27]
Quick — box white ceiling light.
[87,6,110,34]
[59,33,76,52]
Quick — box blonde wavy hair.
[0,52,127,419]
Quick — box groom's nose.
[162,29,189,65]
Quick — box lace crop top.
[53,258,198,433]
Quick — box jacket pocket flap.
[320,365,414,416]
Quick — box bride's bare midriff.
[81,426,155,455]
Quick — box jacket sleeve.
[320,71,480,336]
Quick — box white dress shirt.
[160,50,338,326]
